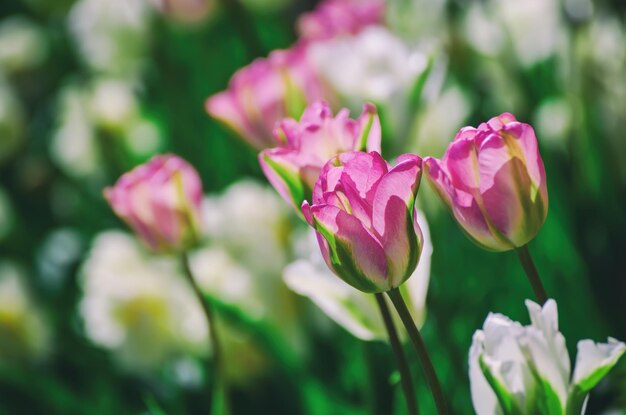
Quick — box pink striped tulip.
[424,113,548,252]
[302,151,424,293]
[104,154,203,253]
[206,45,323,150]
[259,100,381,212]
[297,0,384,41]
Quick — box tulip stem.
[374,293,419,415]
[387,288,449,415]
[181,254,230,415]
[516,245,548,305]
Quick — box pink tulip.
[104,154,203,253]
[297,0,384,41]
[424,113,548,252]
[302,151,423,293]
[206,45,324,150]
[259,100,381,212]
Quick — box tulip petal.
[205,91,262,148]
[356,102,382,153]
[424,157,504,251]
[260,149,310,210]
[337,151,388,204]
[444,136,481,193]
[572,338,626,393]
[371,155,422,286]
[309,204,388,293]
[283,259,386,341]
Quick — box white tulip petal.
[283,259,385,341]
[572,337,626,392]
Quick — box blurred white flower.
[284,211,432,341]
[463,3,504,56]
[123,116,165,158]
[411,84,471,158]
[0,16,47,73]
[68,0,153,76]
[50,84,102,179]
[0,74,25,165]
[464,0,564,67]
[469,300,626,415]
[79,231,208,372]
[385,0,447,41]
[201,180,303,351]
[202,180,291,276]
[0,262,51,365]
[309,26,428,109]
[496,0,563,67]
[189,246,264,318]
[534,98,572,151]
[88,78,138,129]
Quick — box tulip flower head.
[470,299,625,415]
[424,113,548,252]
[206,46,323,150]
[104,154,203,253]
[259,101,381,212]
[297,0,384,41]
[302,151,423,293]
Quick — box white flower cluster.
[470,300,625,415]
[79,231,208,372]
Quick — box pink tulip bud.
[424,113,548,252]
[302,151,423,293]
[104,154,203,253]
[297,0,384,41]
[206,45,324,150]
[259,100,381,212]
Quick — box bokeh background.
[1,0,626,413]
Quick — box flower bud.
[259,100,381,212]
[302,151,423,293]
[104,154,203,253]
[424,113,548,252]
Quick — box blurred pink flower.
[259,100,381,211]
[424,113,548,252]
[302,151,423,293]
[206,45,324,150]
[104,154,203,253]
[297,0,385,41]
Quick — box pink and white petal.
[338,151,388,204]
[481,157,546,248]
[356,102,382,153]
[259,149,307,210]
[205,92,260,148]
[501,121,546,192]
[371,155,422,284]
[310,204,389,292]
[443,137,481,193]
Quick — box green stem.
[181,254,230,415]
[387,288,449,415]
[515,245,548,305]
[375,293,419,415]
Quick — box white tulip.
[470,300,625,415]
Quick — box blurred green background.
[1,0,626,413]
